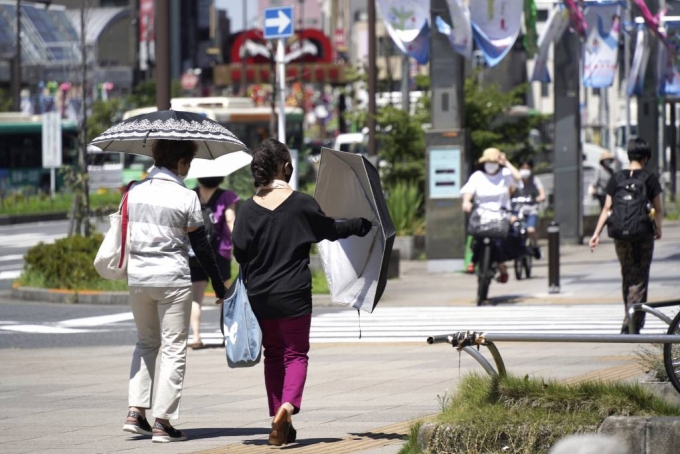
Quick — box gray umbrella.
[90,110,248,159]
[314,148,396,313]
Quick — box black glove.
[357,218,373,237]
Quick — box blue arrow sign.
[264,6,294,39]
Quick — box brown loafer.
[268,407,291,446]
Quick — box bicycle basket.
[468,208,510,238]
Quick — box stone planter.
[392,235,425,260]
[641,381,680,408]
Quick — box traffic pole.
[548,221,560,294]
[277,38,286,145]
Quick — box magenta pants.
[258,314,312,417]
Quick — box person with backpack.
[589,138,663,334]
[590,151,616,209]
[189,176,239,349]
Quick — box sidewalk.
[0,342,645,453]
[367,221,680,307]
[1,225,679,453]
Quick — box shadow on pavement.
[486,295,526,306]
[183,427,270,440]
[350,431,408,441]
[242,437,344,448]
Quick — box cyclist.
[511,159,546,259]
[462,148,522,283]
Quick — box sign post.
[42,111,62,197]
[264,5,295,187]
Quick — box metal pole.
[624,4,631,147]
[401,53,409,113]
[80,0,90,236]
[367,0,377,157]
[548,221,560,293]
[241,0,247,96]
[671,102,677,201]
[13,0,21,111]
[277,38,286,145]
[155,0,171,110]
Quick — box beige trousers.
[128,286,192,420]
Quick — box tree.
[0,88,13,112]
[87,98,123,142]
[128,80,183,108]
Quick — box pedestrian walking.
[512,159,546,259]
[232,139,372,446]
[589,138,663,334]
[189,176,239,350]
[123,139,227,442]
[590,150,616,209]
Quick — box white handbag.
[93,182,135,280]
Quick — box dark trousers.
[614,236,655,333]
[259,314,312,417]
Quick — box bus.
[120,97,304,182]
[0,113,124,194]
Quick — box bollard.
[548,221,560,294]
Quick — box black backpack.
[197,188,225,250]
[607,171,652,241]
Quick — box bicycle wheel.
[663,311,680,395]
[477,243,492,306]
[514,258,523,280]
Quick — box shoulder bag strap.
[118,180,137,269]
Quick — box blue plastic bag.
[221,274,262,368]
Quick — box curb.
[12,286,129,305]
[10,285,336,307]
[0,212,69,226]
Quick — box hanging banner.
[531,6,570,83]
[376,0,430,50]
[659,19,680,96]
[627,27,650,96]
[470,0,524,68]
[582,2,622,88]
[524,0,538,55]
[435,0,471,58]
[139,0,155,71]
[402,23,430,64]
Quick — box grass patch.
[0,191,121,216]
[398,421,423,454]
[635,344,669,382]
[424,373,680,454]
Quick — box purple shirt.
[211,190,239,260]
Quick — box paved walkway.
[2,223,680,453]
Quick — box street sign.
[42,112,62,169]
[263,6,293,39]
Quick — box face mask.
[519,169,532,179]
[484,163,500,174]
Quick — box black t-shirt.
[605,169,663,201]
[232,191,365,319]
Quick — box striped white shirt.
[127,167,203,287]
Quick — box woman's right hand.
[589,234,600,252]
[462,200,473,213]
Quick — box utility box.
[425,129,467,273]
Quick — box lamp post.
[13,0,21,111]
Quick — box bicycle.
[511,196,535,280]
[475,235,498,306]
[469,206,509,306]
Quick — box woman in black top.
[589,138,663,334]
[232,139,371,446]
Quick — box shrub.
[23,234,104,289]
[386,181,425,236]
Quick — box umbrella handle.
[142,130,153,148]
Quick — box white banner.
[377,0,429,44]
[439,0,472,58]
[627,27,649,96]
[42,112,62,169]
[531,6,570,83]
[582,2,621,88]
[470,0,524,67]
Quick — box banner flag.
[658,19,680,96]
[377,0,431,63]
[470,0,524,68]
[582,2,622,88]
[524,0,539,55]
[627,26,650,96]
[531,6,570,83]
[437,0,472,58]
